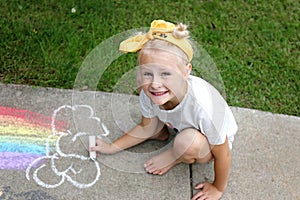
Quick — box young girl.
[92,20,238,200]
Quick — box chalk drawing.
[25,105,109,189]
[0,106,67,170]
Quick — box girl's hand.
[90,138,116,155]
[192,182,223,200]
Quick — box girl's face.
[138,50,191,110]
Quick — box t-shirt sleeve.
[198,106,236,146]
[195,78,238,147]
[139,89,155,118]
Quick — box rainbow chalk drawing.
[0,105,109,189]
[0,106,67,170]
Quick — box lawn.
[0,0,299,116]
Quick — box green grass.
[1,0,299,116]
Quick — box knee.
[173,128,212,162]
[173,128,204,157]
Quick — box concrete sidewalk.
[0,84,299,200]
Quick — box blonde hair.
[138,22,192,67]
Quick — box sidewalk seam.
[189,164,193,198]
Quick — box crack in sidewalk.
[189,164,193,198]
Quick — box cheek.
[165,77,185,91]
[140,80,151,91]
[164,79,178,89]
[141,77,152,86]
[172,74,186,85]
[136,73,150,88]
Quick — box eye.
[143,72,153,77]
[161,72,171,77]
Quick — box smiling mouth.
[151,91,168,96]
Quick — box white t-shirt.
[139,75,238,149]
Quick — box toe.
[158,171,164,175]
[146,166,156,173]
[152,169,161,175]
[144,160,153,168]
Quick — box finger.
[90,146,99,152]
[198,195,207,200]
[89,147,95,152]
[191,191,204,200]
[95,138,102,144]
[195,183,204,190]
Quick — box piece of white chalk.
[89,136,96,160]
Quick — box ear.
[184,63,192,78]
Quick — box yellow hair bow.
[119,20,193,62]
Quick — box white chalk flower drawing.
[26,105,109,189]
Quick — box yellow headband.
[119,20,193,62]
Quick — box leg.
[144,128,212,175]
[148,124,170,141]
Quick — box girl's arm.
[92,116,164,154]
[192,137,231,200]
[211,137,231,192]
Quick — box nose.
[150,75,162,89]
[150,81,162,89]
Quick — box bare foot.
[144,148,180,175]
